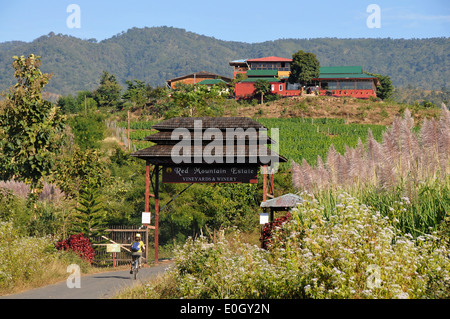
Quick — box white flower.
[395,292,409,299]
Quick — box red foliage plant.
[260,213,292,249]
[56,233,95,263]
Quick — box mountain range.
[0,26,448,96]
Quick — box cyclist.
[130,233,145,274]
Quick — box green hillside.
[0,26,448,95]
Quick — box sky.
[0,0,448,43]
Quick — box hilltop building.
[313,66,379,98]
[230,56,378,99]
[232,56,301,99]
[165,71,231,89]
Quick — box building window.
[279,84,283,91]
[321,81,337,90]
[356,80,374,90]
[286,82,301,90]
[338,81,355,90]
[271,84,275,92]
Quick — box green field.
[120,118,386,166]
[257,118,386,165]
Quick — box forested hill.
[0,26,448,95]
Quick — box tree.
[0,54,65,200]
[69,112,106,150]
[253,79,271,104]
[365,72,394,100]
[288,50,320,86]
[122,79,152,108]
[93,71,122,110]
[71,184,107,245]
[51,146,107,199]
[58,90,97,115]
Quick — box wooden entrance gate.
[131,117,287,265]
[94,225,149,266]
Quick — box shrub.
[145,192,449,299]
[291,108,450,236]
[0,221,56,289]
[261,213,291,249]
[270,192,450,299]
[68,112,106,150]
[56,233,95,264]
[167,231,300,299]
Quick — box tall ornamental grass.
[292,109,449,236]
[121,193,449,299]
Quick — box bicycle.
[131,255,140,280]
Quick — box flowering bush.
[153,192,449,299]
[0,221,56,289]
[168,231,302,299]
[269,192,450,298]
[56,233,95,264]
[261,213,291,249]
[291,109,450,237]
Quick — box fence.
[94,225,148,266]
[106,120,137,152]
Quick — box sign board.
[106,244,121,253]
[259,212,269,224]
[162,165,258,184]
[142,212,151,224]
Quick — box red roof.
[246,56,292,63]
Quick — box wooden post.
[154,165,160,265]
[145,161,150,212]
[144,162,150,265]
[145,225,149,266]
[270,171,274,196]
[262,165,267,202]
[127,110,131,151]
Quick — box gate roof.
[260,193,302,210]
[152,117,266,131]
[131,117,286,165]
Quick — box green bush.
[144,192,449,299]
[270,192,450,298]
[0,221,56,289]
[69,112,106,150]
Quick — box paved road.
[0,260,173,299]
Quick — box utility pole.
[127,110,131,151]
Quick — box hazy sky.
[0,0,448,43]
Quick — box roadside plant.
[269,192,450,299]
[291,109,450,236]
[143,192,449,299]
[292,109,449,192]
[56,233,95,264]
[0,221,56,289]
[0,54,65,202]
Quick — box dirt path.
[0,260,173,299]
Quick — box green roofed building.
[197,78,229,86]
[312,66,379,99]
[231,55,379,100]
